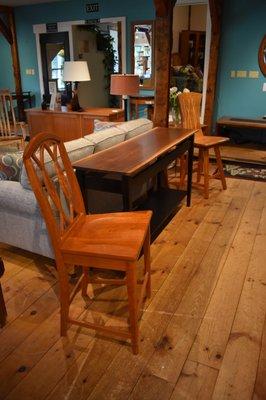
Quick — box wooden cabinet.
[26,107,124,142]
[179,30,206,69]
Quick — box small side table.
[0,257,7,327]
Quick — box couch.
[0,118,153,259]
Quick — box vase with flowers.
[169,87,190,125]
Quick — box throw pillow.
[93,119,118,132]
[0,151,23,181]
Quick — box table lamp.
[110,74,139,120]
[63,61,91,112]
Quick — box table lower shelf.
[138,188,187,241]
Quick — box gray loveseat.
[0,118,153,259]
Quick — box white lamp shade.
[63,61,91,82]
[110,74,139,96]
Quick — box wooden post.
[153,0,175,127]
[204,0,223,134]
[0,6,24,121]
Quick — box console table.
[0,257,7,328]
[217,116,266,133]
[26,107,124,142]
[73,127,196,242]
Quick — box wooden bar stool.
[23,132,152,354]
[0,257,7,328]
[178,92,229,199]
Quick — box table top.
[25,107,123,117]
[217,116,266,129]
[73,127,196,177]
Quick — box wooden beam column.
[204,0,223,133]
[0,6,24,120]
[153,0,175,127]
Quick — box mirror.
[258,35,266,76]
[131,20,154,89]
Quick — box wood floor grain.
[0,178,265,400]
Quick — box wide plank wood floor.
[0,177,265,400]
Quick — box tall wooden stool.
[0,257,7,327]
[178,92,229,199]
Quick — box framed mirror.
[131,20,154,89]
[258,35,266,76]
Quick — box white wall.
[172,4,207,54]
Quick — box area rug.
[223,162,266,182]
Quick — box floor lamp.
[110,74,139,121]
[63,61,91,112]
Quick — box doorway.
[72,21,122,108]
[171,1,210,122]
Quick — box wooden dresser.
[26,107,124,142]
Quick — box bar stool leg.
[197,148,203,183]
[126,264,139,354]
[143,227,151,298]
[214,146,227,190]
[0,258,7,328]
[203,148,210,199]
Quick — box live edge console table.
[25,107,124,142]
[73,127,196,242]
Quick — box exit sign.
[86,3,99,13]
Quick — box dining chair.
[0,89,28,149]
[23,132,152,354]
[178,92,229,199]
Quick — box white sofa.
[0,118,153,259]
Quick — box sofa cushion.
[0,180,41,215]
[20,137,95,190]
[84,126,126,153]
[0,150,23,181]
[119,118,153,140]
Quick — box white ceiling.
[0,0,64,6]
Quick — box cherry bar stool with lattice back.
[23,132,152,354]
[178,92,229,199]
[0,89,28,149]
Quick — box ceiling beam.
[0,5,24,120]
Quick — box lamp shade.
[63,61,91,82]
[110,74,139,96]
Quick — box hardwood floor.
[209,143,266,165]
[0,177,265,400]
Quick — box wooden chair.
[23,132,152,354]
[0,89,28,149]
[178,92,229,199]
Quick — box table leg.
[0,258,7,328]
[75,169,88,212]
[122,176,133,211]
[186,135,194,207]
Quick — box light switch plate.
[230,70,236,78]
[236,70,247,78]
[249,70,259,78]
[263,83,266,92]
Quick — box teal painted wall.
[0,0,154,106]
[215,0,266,120]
